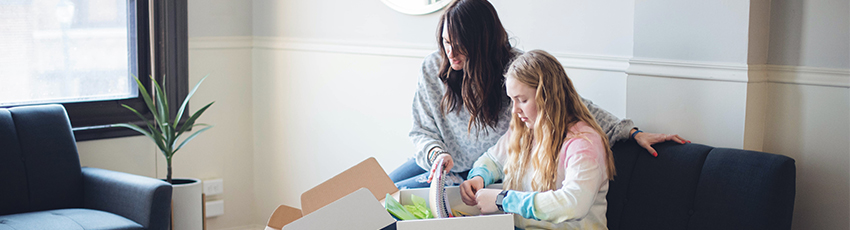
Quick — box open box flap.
[265,205,302,230]
[284,188,396,230]
[300,157,400,215]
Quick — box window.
[0,0,188,141]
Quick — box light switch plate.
[205,200,224,218]
[203,179,223,195]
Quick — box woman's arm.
[582,97,690,156]
[409,52,448,170]
[581,97,634,144]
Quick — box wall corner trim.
[766,65,850,88]
[626,58,850,87]
[627,58,751,83]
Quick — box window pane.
[0,0,137,107]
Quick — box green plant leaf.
[131,75,158,124]
[175,74,209,129]
[115,74,214,183]
[120,104,156,132]
[151,76,169,121]
[174,125,214,153]
[173,124,208,147]
[151,76,179,149]
[119,104,168,152]
[112,123,152,140]
[177,101,214,138]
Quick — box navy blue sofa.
[607,140,796,230]
[0,104,172,230]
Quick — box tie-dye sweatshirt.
[469,122,610,230]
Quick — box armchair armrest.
[82,167,172,230]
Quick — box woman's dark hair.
[437,0,513,133]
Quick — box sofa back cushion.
[0,109,29,215]
[687,148,795,230]
[607,141,714,230]
[607,141,796,230]
[0,105,84,214]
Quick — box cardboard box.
[265,157,514,230]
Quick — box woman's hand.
[460,176,484,206]
[474,189,502,214]
[633,130,690,157]
[427,153,453,183]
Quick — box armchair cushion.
[0,209,142,230]
[5,104,83,212]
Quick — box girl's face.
[442,22,466,71]
[506,76,538,129]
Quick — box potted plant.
[114,75,214,230]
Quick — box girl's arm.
[501,137,607,223]
[467,132,510,186]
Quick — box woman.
[463,50,613,229]
[389,0,687,189]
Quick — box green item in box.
[404,194,433,219]
[385,193,416,220]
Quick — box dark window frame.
[70,0,188,141]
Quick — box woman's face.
[506,76,538,129]
[442,22,466,71]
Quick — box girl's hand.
[427,153,453,183]
[474,189,502,214]
[460,176,484,206]
[634,131,690,157]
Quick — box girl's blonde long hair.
[503,50,616,192]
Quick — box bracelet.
[428,148,449,164]
[630,129,643,140]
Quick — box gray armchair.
[0,104,172,230]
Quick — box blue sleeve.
[467,167,494,186]
[502,190,540,221]
[466,146,504,186]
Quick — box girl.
[461,50,613,229]
[390,0,688,189]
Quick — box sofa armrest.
[82,167,172,230]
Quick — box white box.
[265,157,514,230]
[394,187,513,230]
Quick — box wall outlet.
[203,179,224,195]
[205,200,224,218]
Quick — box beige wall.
[764,83,849,230]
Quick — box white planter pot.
[170,178,203,230]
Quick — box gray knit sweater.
[410,51,635,173]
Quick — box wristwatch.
[495,190,509,211]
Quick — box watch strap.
[495,190,509,212]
